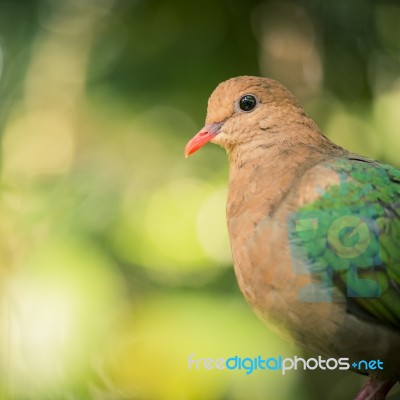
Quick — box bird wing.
[289,156,400,329]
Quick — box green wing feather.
[290,156,400,329]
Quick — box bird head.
[185,76,305,158]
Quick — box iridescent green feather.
[290,157,400,328]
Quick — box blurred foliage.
[0,0,399,399]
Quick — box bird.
[185,76,400,400]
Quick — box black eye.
[239,94,257,112]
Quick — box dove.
[185,76,400,400]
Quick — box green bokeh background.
[0,0,399,399]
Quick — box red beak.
[184,122,223,158]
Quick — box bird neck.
[226,129,343,218]
[227,118,342,167]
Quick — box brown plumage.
[185,76,400,400]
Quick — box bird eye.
[238,94,257,112]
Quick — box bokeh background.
[0,0,399,399]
